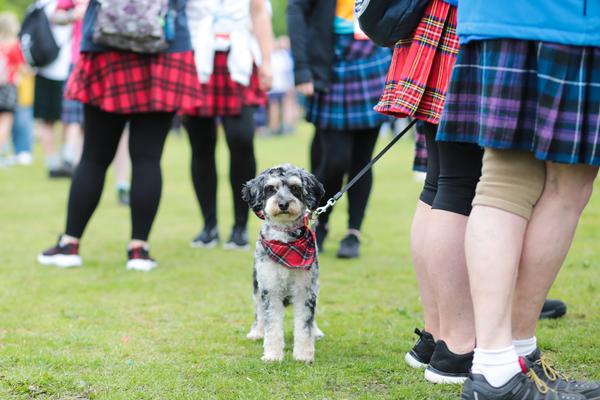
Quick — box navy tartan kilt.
[437,39,600,166]
[306,34,392,131]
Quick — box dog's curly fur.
[242,164,325,362]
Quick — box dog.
[242,164,325,362]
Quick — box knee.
[544,164,598,213]
[473,149,545,220]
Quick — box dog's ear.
[242,174,266,212]
[300,169,325,210]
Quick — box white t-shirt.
[37,0,72,81]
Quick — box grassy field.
[0,123,598,399]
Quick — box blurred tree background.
[0,0,30,16]
[0,0,289,36]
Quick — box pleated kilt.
[66,51,201,114]
[306,34,391,131]
[181,51,266,117]
[437,39,600,166]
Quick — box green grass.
[0,123,598,399]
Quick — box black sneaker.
[425,340,473,384]
[37,237,82,268]
[462,372,586,400]
[117,187,130,206]
[405,328,436,369]
[540,299,567,320]
[224,226,249,250]
[126,246,157,271]
[48,163,74,179]
[191,226,219,248]
[525,349,600,399]
[336,232,360,259]
[315,222,329,252]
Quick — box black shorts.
[33,75,65,122]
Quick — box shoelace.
[536,356,569,382]
[528,369,552,394]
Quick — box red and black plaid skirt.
[181,51,266,117]
[65,51,202,114]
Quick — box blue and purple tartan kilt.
[437,39,600,166]
[61,98,84,125]
[306,34,392,131]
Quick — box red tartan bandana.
[260,226,317,271]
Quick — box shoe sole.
[223,242,250,250]
[37,254,82,268]
[190,239,219,249]
[424,366,469,385]
[336,252,359,259]
[539,304,567,319]
[126,259,157,272]
[405,352,428,369]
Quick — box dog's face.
[242,164,325,223]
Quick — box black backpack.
[355,0,429,47]
[19,1,60,67]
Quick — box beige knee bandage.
[473,149,546,220]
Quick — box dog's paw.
[261,353,284,362]
[314,326,325,340]
[246,329,264,340]
[293,351,314,363]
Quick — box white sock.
[513,337,537,358]
[472,346,522,388]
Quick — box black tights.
[313,127,380,231]
[65,105,174,241]
[418,121,483,216]
[184,106,256,229]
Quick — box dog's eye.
[289,185,302,197]
[264,185,276,195]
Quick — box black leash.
[313,118,418,218]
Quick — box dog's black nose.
[278,201,289,211]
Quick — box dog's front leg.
[247,266,264,340]
[261,288,285,362]
[292,288,316,362]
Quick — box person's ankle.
[60,234,79,246]
[129,239,148,249]
[444,337,476,355]
[472,346,522,388]
[347,229,361,238]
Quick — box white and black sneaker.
[191,226,219,248]
[37,237,82,268]
[425,340,473,384]
[224,226,249,250]
[405,328,436,369]
[126,246,157,271]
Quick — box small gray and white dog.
[242,164,325,362]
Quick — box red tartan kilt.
[374,0,458,124]
[65,51,202,114]
[181,51,267,117]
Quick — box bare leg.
[114,129,131,186]
[36,120,59,169]
[513,163,598,339]
[426,209,475,353]
[410,200,440,339]
[63,123,83,165]
[466,206,527,349]
[0,113,14,155]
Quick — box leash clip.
[313,198,336,219]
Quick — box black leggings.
[419,121,483,216]
[314,127,379,231]
[184,106,256,229]
[65,105,174,240]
